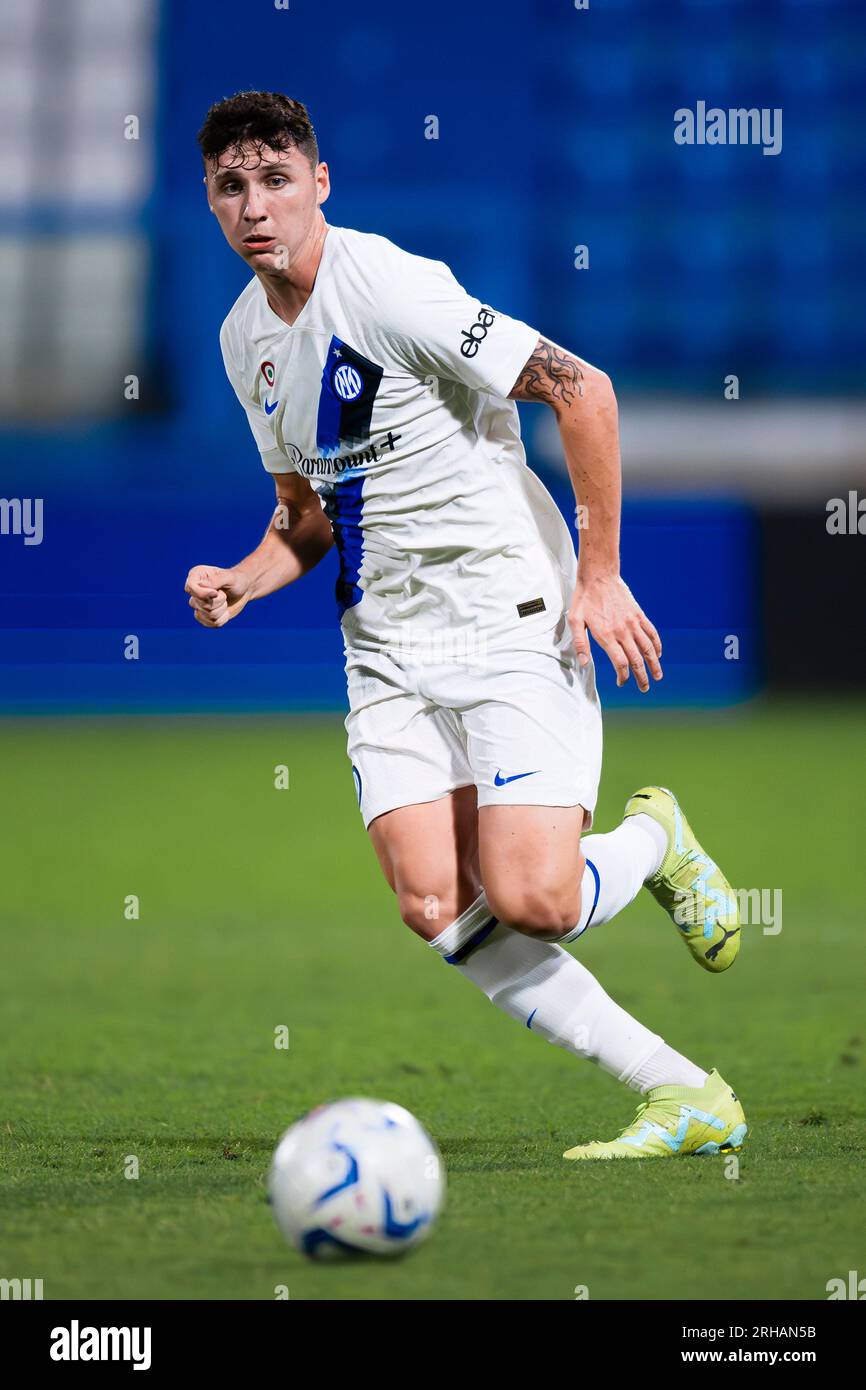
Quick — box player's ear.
[315,161,330,206]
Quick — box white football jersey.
[220,224,578,654]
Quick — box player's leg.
[465,802,702,1077]
[483,790,740,969]
[348,645,744,1157]
[349,671,685,1098]
[345,640,659,943]
[345,650,491,941]
[479,785,739,970]
[478,801,665,944]
[365,784,688,1102]
[360,744,743,1158]
[453,626,665,945]
[452,625,738,963]
[367,784,483,941]
[433,806,745,1158]
[421,637,747,1155]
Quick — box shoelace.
[617,1100,650,1138]
[617,1097,681,1140]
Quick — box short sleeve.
[383,255,539,398]
[219,320,287,473]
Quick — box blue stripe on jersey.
[321,473,366,616]
[316,335,383,453]
[316,371,342,453]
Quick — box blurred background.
[1,0,863,713]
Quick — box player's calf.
[397,886,482,943]
[484,877,584,942]
[478,803,666,945]
[479,804,586,941]
[367,788,483,943]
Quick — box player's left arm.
[509,336,662,692]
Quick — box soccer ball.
[268,1097,445,1259]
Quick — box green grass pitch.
[1,701,864,1301]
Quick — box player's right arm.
[185,472,335,629]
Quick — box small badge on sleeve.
[517,597,546,618]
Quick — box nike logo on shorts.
[494,769,540,786]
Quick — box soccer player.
[186,92,747,1159]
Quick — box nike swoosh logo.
[494,769,540,786]
[264,397,279,415]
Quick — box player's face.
[205,143,329,270]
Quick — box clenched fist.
[185,565,253,628]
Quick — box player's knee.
[485,884,582,941]
[398,889,457,938]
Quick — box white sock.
[561,815,666,944]
[628,813,668,873]
[428,893,703,1091]
[630,1042,709,1092]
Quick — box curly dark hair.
[197,91,319,169]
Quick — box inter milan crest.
[316,336,383,453]
[332,363,363,402]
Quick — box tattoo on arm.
[509,336,585,406]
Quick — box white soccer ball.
[268,1097,445,1258]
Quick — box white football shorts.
[343,615,603,830]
